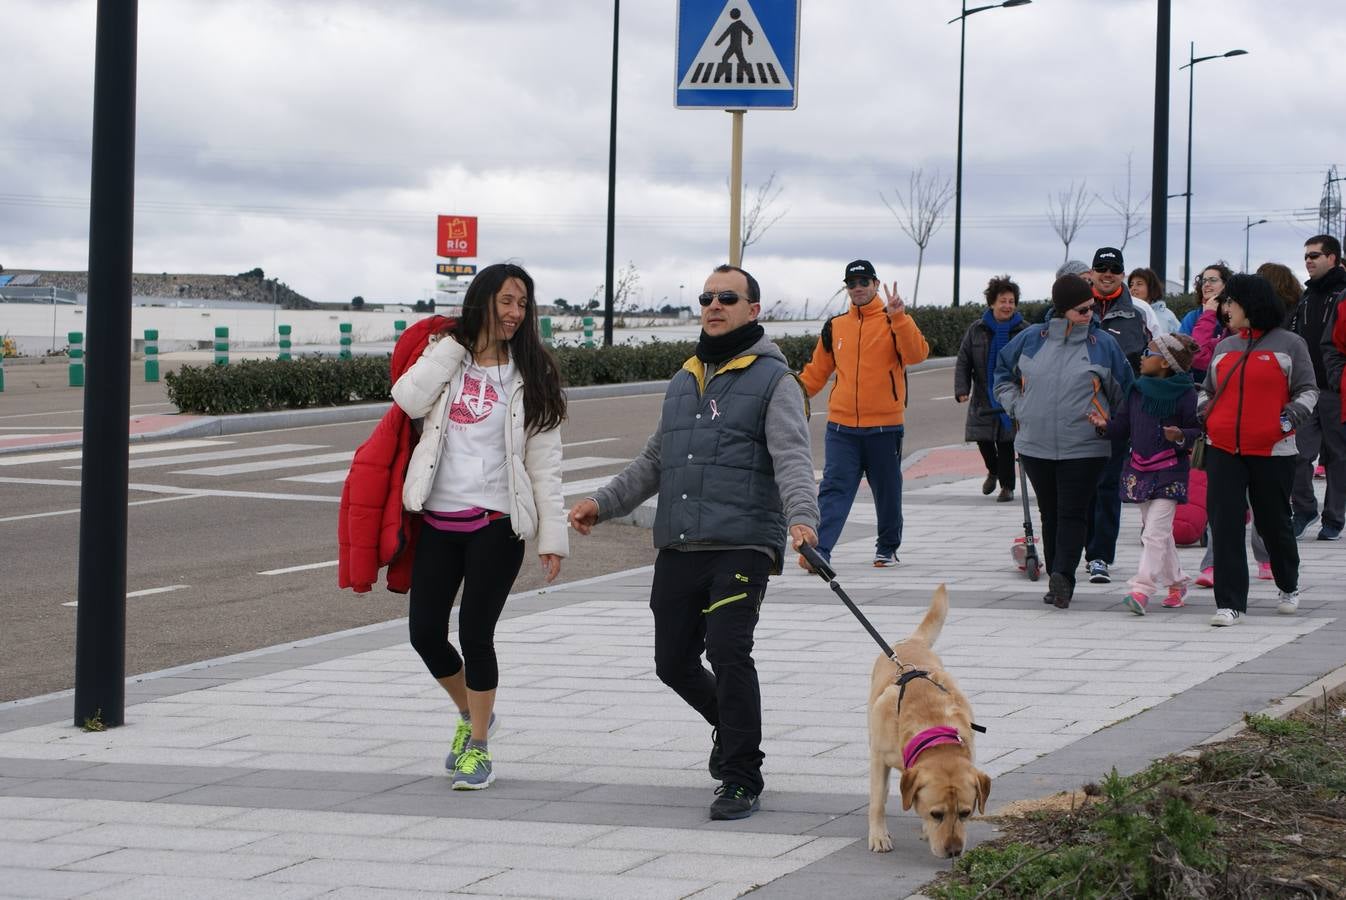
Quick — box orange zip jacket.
[799,297,930,427]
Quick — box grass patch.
[926,703,1346,899]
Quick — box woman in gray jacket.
[955,275,1029,501]
[994,275,1134,608]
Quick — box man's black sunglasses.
[1093,265,1124,275]
[845,277,873,288]
[698,291,745,307]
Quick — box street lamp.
[1178,42,1247,291]
[948,0,1032,307]
[1243,216,1268,272]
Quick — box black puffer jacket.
[954,314,1028,442]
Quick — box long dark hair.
[454,263,566,433]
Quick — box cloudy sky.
[3,0,1343,315]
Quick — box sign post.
[436,215,478,304]
[676,0,800,266]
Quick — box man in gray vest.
[568,264,819,821]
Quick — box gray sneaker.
[445,713,497,773]
[1087,560,1110,583]
[451,746,494,790]
[1276,589,1300,615]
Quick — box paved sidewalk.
[1,450,1343,898]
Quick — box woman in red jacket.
[1200,274,1319,627]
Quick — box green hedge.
[165,356,390,415]
[165,296,1200,414]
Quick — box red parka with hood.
[337,316,453,593]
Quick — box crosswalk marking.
[106,444,326,471]
[1,439,231,467]
[560,456,626,472]
[279,470,349,484]
[175,451,354,477]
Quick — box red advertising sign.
[436,215,478,258]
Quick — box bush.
[165,356,390,415]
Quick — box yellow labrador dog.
[867,585,990,858]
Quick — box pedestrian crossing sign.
[676,0,799,109]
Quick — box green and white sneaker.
[445,713,497,772]
[452,746,495,790]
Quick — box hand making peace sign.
[883,282,905,316]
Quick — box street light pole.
[1179,42,1248,292]
[948,0,1031,308]
[1149,0,1170,287]
[602,0,619,347]
[1243,216,1267,272]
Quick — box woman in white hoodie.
[391,262,568,790]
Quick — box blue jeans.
[816,423,904,560]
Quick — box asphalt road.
[1,363,966,702]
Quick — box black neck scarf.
[696,321,764,365]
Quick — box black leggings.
[976,440,1017,490]
[408,517,524,691]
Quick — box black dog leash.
[797,544,986,735]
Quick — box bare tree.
[590,262,643,325]
[880,168,953,306]
[1097,153,1150,252]
[738,172,788,262]
[1046,181,1095,263]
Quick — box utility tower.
[1320,165,1344,240]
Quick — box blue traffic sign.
[676,0,799,110]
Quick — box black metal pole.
[74,0,138,729]
[602,0,619,347]
[1183,41,1195,293]
[952,1,967,308]
[1149,0,1170,287]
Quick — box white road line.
[932,395,955,401]
[0,475,340,503]
[0,493,201,524]
[174,451,353,477]
[559,456,626,473]
[78,443,326,471]
[63,584,191,607]
[279,470,348,484]
[559,474,616,496]
[1,439,231,467]
[561,438,618,449]
[258,560,338,576]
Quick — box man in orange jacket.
[799,260,930,567]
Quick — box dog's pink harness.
[902,726,964,769]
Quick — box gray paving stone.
[66,847,306,880]
[162,784,368,810]
[0,866,133,899]
[26,797,249,827]
[0,758,97,779]
[260,858,502,892]
[44,822,275,853]
[0,778,197,803]
[91,874,330,900]
[217,769,422,794]
[234,831,452,863]
[59,762,255,786]
[0,838,114,869]
[425,842,656,874]
[334,791,547,820]
[210,807,431,837]
[460,868,708,899]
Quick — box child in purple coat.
[1087,333,1202,614]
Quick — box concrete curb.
[1197,661,1346,747]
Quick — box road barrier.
[583,316,594,348]
[214,326,229,366]
[144,329,159,382]
[541,316,553,346]
[278,324,292,361]
[339,322,353,359]
[394,320,406,345]
[68,331,84,387]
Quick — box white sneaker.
[873,552,899,568]
[1209,608,1241,627]
[1276,590,1300,615]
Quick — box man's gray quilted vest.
[653,357,789,557]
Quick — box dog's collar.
[902,726,963,769]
